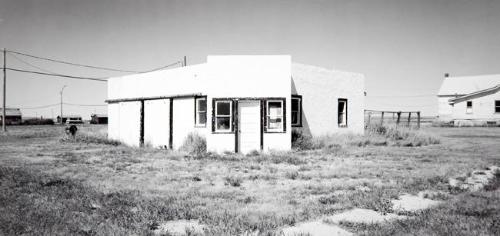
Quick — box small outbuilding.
[0,108,22,125]
[107,55,365,153]
[90,114,108,124]
[438,74,500,126]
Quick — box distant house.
[106,55,365,153]
[0,108,22,125]
[58,115,84,124]
[90,114,108,124]
[438,74,500,126]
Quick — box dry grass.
[0,125,499,235]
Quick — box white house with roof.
[106,55,365,153]
[438,74,500,126]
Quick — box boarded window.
[215,101,232,132]
[291,96,302,127]
[338,99,347,127]
[466,101,473,114]
[496,100,500,113]
[195,97,207,126]
[267,100,283,132]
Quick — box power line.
[64,103,107,107]
[6,67,107,82]
[8,52,60,74]
[18,103,60,109]
[7,49,184,74]
[7,49,141,73]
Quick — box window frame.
[466,101,473,114]
[291,95,302,127]
[213,100,233,133]
[338,98,348,128]
[265,99,285,133]
[194,96,207,127]
[495,100,500,113]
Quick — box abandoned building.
[0,108,22,125]
[106,55,365,153]
[90,114,108,124]
[438,73,500,126]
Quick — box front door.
[238,100,261,154]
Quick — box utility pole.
[2,48,6,132]
[183,56,187,67]
[60,85,67,125]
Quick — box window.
[195,97,207,126]
[496,100,500,113]
[214,100,232,132]
[338,99,347,127]
[291,95,302,127]
[466,101,473,114]
[266,100,284,132]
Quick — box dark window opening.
[291,95,302,127]
[266,100,284,132]
[338,99,347,127]
[495,100,500,113]
[215,100,232,132]
[466,101,473,114]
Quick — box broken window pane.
[268,102,282,116]
[292,111,298,124]
[268,117,282,130]
[216,117,231,130]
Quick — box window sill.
[194,124,207,128]
[338,125,348,128]
[212,131,234,134]
[265,131,286,133]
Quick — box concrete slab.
[392,194,441,212]
[325,208,405,224]
[281,220,353,236]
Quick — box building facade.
[438,74,500,126]
[107,55,365,153]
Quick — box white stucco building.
[438,74,500,126]
[106,55,365,153]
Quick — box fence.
[364,110,421,129]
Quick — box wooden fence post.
[380,111,384,126]
[407,112,412,127]
[396,112,401,125]
[417,112,421,129]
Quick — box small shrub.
[224,176,243,187]
[285,171,299,180]
[60,132,120,146]
[318,195,338,205]
[292,129,315,150]
[180,132,207,157]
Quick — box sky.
[0,0,499,118]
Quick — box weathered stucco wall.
[107,56,365,152]
[205,56,292,153]
[291,63,365,136]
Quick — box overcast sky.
[1,0,499,118]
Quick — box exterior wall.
[107,102,141,147]
[451,90,500,122]
[107,56,365,152]
[437,96,455,121]
[205,56,292,153]
[144,99,169,148]
[291,63,365,136]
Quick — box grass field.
[0,125,499,235]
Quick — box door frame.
[237,99,262,154]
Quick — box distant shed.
[0,108,22,125]
[91,114,108,124]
